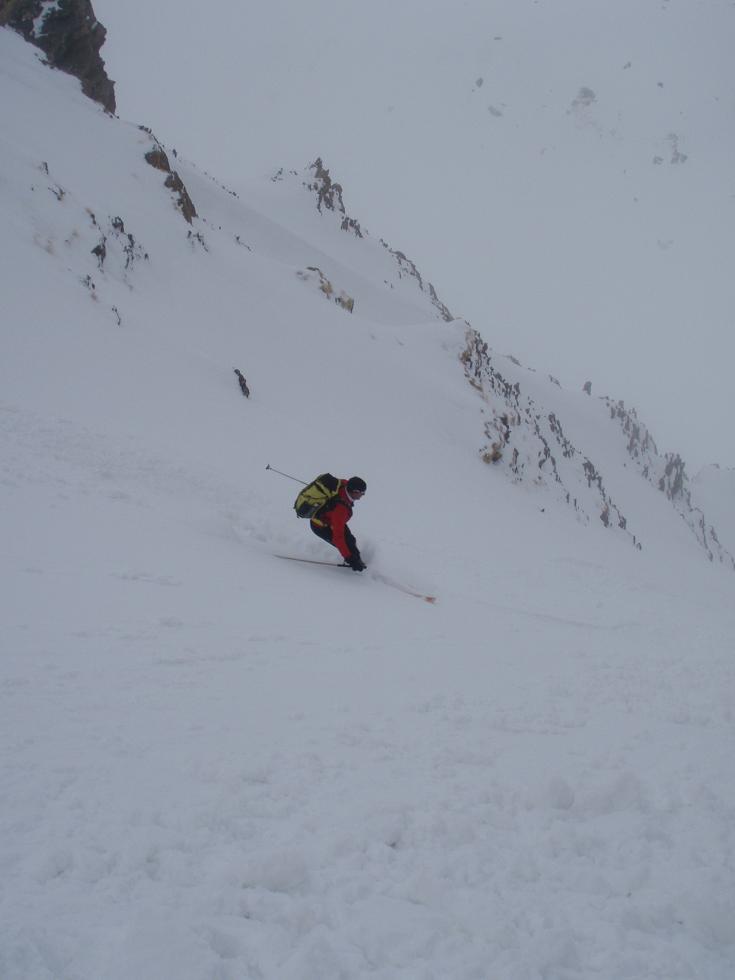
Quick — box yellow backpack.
[294,473,340,519]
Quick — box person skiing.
[310,476,367,571]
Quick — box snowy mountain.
[93,0,735,476]
[1,22,734,980]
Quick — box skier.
[310,476,367,571]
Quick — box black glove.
[346,555,366,572]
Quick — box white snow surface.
[1,30,734,980]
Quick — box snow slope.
[95,0,735,474]
[1,29,734,980]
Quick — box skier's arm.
[329,504,352,559]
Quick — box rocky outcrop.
[296,267,355,313]
[142,131,197,224]
[692,465,735,559]
[460,327,734,569]
[604,399,735,570]
[304,158,358,229]
[301,158,454,322]
[380,243,454,322]
[461,328,639,548]
[0,0,115,113]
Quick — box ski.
[372,571,437,604]
[273,554,348,567]
[273,556,437,603]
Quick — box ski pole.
[265,463,307,485]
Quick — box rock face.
[142,132,197,224]
[0,0,115,113]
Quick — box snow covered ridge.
[604,400,735,571]
[692,464,735,558]
[461,329,640,548]
[0,26,447,339]
[461,328,735,569]
[275,158,455,322]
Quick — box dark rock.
[0,0,116,113]
[165,171,197,224]
[306,157,347,215]
[144,147,171,173]
[144,138,197,223]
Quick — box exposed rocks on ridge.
[604,399,735,569]
[460,326,735,571]
[461,328,639,549]
[142,131,197,224]
[300,158,455,323]
[296,267,355,313]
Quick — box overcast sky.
[94,0,735,472]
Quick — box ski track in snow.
[3,395,733,979]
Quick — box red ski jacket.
[310,484,354,559]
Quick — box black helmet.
[346,476,367,497]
